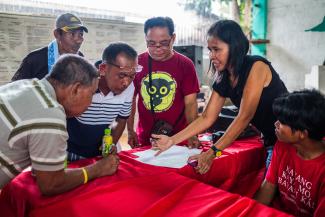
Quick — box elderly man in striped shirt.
[0,54,119,195]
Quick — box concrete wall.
[0,13,146,84]
[267,0,325,91]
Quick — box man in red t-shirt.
[127,16,200,147]
[254,89,325,217]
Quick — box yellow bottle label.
[102,135,113,157]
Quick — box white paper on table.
[132,145,201,168]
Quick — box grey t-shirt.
[0,78,68,188]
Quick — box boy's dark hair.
[48,54,98,86]
[207,20,249,77]
[273,89,325,141]
[144,17,174,36]
[102,42,137,64]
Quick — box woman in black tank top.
[152,20,287,174]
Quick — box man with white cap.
[12,13,88,81]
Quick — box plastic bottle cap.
[104,128,111,135]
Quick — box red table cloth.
[0,137,272,217]
[0,157,171,217]
[121,136,266,197]
[28,172,291,217]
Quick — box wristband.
[210,145,222,158]
[81,167,88,184]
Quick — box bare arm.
[34,154,119,196]
[254,179,277,205]
[126,95,139,148]
[187,62,271,174]
[153,61,270,155]
[127,95,136,132]
[184,93,198,124]
[152,91,225,155]
[112,117,127,144]
[172,91,225,145]
[213,61,270,151]
[183,93,201,148]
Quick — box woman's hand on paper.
[151,134,174,156]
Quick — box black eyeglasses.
[105,61,143,73]
[146,39,172,48]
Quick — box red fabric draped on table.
[28,172,291,217]
[0,158,171,217]
[0,137,275,217]
[121,136,266,197]
[179,137,266,197]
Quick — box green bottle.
[64,157,68,168]
[102,128,113,157]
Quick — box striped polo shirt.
[0,78,68,188]
[67,83,134,158]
